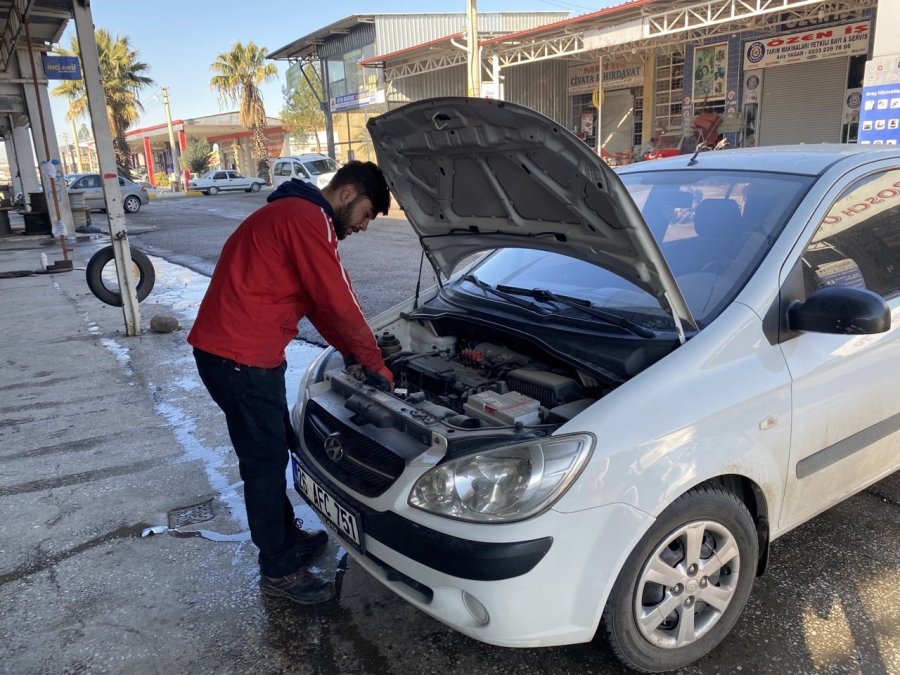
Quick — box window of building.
[654,52,685,135]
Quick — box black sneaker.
[260,569,336,605]
[294,518,328,560]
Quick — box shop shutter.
[760,58,848,146]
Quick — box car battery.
[463,390,541,426]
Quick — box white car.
[272,154,340,189]
[188,169,265,195]
[289,98,899,672]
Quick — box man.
[189,161,393,605]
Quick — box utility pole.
[162,87,181,190]
[69,114,82,173]
[466,0,481,97]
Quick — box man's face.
[333,193,375,241]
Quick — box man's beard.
[332,203,352,240]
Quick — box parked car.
[65,173,149,213]
[272,153,339,189]
[188,170,265,195]
[289,98,899,672]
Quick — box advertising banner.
[41,54,81,80]
[858,55,900,145]
[693,43,728,101]
[743,21,869,69]
[568,62,643,95]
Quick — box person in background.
[189,161,393,604]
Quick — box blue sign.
[857,83,900,145]
[42,54,81,80]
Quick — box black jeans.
[193,348,304,578]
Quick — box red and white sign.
[743,21,869,69]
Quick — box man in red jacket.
[189,161,393,605]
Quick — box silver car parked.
[65,173,150,213]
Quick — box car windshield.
[464,169,813,330]
[305,158,339,175]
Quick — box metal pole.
[69,115,82,172]
[162,87,181,191]
[73,0,141,336]
[466,0,481,97]
[596,54,604,157]
[321,56,335,160]
[23,18,69,262]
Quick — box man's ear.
[338,184,358,205]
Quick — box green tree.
[51,29,153,173]
[181,137,214,174]
[209,41,277,180]
[280,64,325,152]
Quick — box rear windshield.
[304,158,340,175]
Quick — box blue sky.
[47,0,610,140]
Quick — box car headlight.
[409,433,594,523]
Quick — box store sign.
[568,62,643,95]
[743,21,869,69]
[41,54,81,80]
[330,87,385,112]
[858,54,900,145]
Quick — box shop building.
[267,12,567,162]
[322,0,880,163]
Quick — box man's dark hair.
[329,160,391,216]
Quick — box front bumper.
[291,452,652,647]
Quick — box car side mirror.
[787,286,890,335]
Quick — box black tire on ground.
[250,182,261,192]
[601,483,758,673]
[85,245,155,307]
[123,195,142,213]
[208,186,219,195]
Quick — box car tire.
[85,245,155,307]
[208,186,219,195]
[601,483,758,673]
[123,195,141,213]
[250,182,261,192]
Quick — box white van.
[272,154,340,189]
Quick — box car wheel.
[123,195,141,213]
[601,484,758,673]
[208,186,219,195]
[250,182,261,192]
[85,246,155,307]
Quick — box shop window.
[802,170,900,299]
[654,52,685,136]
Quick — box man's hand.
[366,365,394,392]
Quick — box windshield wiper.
[496,285,656,338]
[461,275,547,314]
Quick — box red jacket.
[188,194,386,375]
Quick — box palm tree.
[52,29,153,174]
[210,41,277,180]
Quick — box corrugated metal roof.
[268,12,566,62]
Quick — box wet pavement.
[0,212,898,674]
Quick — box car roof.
[277,154,331,161]
[619,144,900,177]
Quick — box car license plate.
[295,462,364,552]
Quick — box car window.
[213,172,226,180]
[801,169,900,299]
[118,177,126,186]
[293,163,310,178]
[304,158,339,175]
[273,162,287,177]
[81,175,99,188]
[229,171,243,179]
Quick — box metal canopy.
[268,15,375,61]
[0,0,71,71]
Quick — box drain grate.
[167,499,215,528]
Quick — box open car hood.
[367,98,697,335]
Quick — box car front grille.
[302,400,405,497]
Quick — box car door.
[211,171,227,190]
[293,162,311,183]
[227,171,248,190]
[74,175,103,208]
[779,165,900,528]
